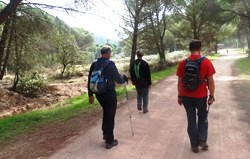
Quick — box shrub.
[54,65,84,79]
[19,72,46,97]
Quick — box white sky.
[3,0,127,40]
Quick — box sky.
[3,0,126,40]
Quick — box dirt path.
[48,52,250,159]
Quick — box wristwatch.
[209,95,215,101]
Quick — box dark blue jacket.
[88,57,126,97]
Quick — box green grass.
[235,57,250,75]
[151,65,177,82]
[0,65,177,143]
[0,94,97,141]
[116,85,135,97]
[234,57,250,103]
[206,53,220,60]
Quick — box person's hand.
[123,75,128,83]
[178,96,183,106]
[89,96,94,104]
[208,95,215,105]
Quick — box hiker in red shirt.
[176,40,216,153]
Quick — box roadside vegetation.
[235,57,250,76]
[0,65,177,142]
[234,56,250,114]
[234,55,250,97]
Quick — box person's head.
[136,49,144,59]
[189,40,202,53]
[101,45,112,59]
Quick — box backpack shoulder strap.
[99,60,111,76]
[185,56,205,63]
[197,56,206,67]
[92,60,99,69]
[198,56,206,63]
[102,59,111,68]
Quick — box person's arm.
[146,63,152,86]
[111,62,126,84]
[130,63,135,84]
[177,76,183,106]
[206,59,216,105]
[207,75,215,105]
[87,64,94,104]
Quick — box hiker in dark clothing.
[130,49,151,113]
[88,45,128,149]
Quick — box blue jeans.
[136,87,149,111]
[182,97,208,147]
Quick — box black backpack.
[90,60,110,94]
[183,57,206,90]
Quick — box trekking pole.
[206,102,211,123]
[207,95,214,114]
[125,83,135,136]
[205,104,210,124]
[207,104,211,114]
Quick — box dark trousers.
[96,89,117,144]
[182,97,208,147]
[136,87,149,111]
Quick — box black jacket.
[88,58,126,97]
[130,59,151,88]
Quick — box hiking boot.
[106,139,118,149]
[143,109,148,114]
[137,105,142,110]
[191,147,199,153]
[198,141,208,150]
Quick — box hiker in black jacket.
[130,49,151,113]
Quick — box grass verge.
[152,65,177,82]
[206,53,220,60]
[0,65,177,142]
[235,57,250,75]
[0,94,95,142]
[234,57,250,95]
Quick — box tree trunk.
[130,21,139,68]
[0,17,11,75]
[61,64,67,76]
[0,0,22,24]
[248,22,250,51]
[214,40,218,54]
[12,12,20,91]
[12,69,19,91]
[159,37,166,64]
[192,0,198,39]
[247,27,250,57]
[0,17,14,79]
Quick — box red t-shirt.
[176,54,216,98]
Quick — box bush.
[19,72,46,97]
[54,65,84,80]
